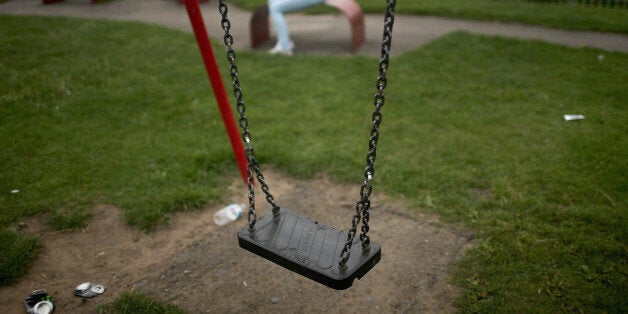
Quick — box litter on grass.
[563,114,585,121]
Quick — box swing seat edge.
[237,208,380,290]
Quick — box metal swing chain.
[218,0,280,230]
[339,0,396,270]
[218,0,395,268]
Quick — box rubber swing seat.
[237,208,381,290]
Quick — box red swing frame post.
[183,0,248,184]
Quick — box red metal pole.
[183,0,248,184]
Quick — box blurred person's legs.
[268,0,325,54]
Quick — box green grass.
[389,34,627,312]
[0,230,41,285]
[0,16,232,232]
[231,0,628,33]
[46,206,92,230]
[97,290,186,314]
[1,15,626,312]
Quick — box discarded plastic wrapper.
[563,114,585,121]
[74,282,106,298]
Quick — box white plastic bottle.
[213,204,245,226]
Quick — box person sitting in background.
[268,0,325,55]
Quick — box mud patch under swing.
[0,169,473,313]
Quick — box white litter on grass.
[563,114,585,121]
[11,190,19,194]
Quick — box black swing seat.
[237,208,381,290]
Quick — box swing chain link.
[339,0,396,270]
[218,0,395,269]
[218,0,280,230]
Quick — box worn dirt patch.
[0,170,473,313]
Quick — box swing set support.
[183,0,248,184]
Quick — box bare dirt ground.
[0,170,474,313]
